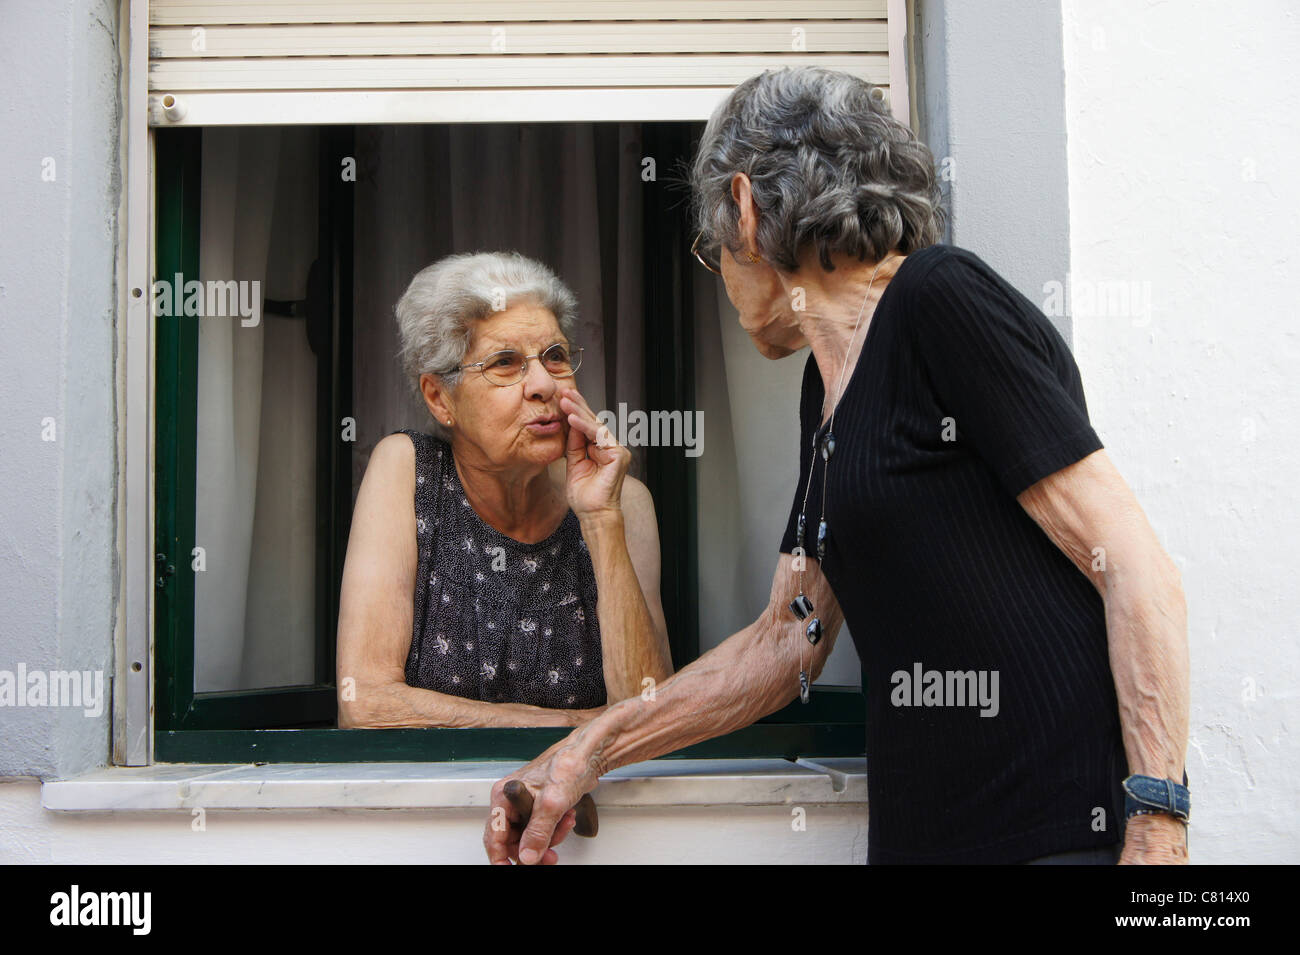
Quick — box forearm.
[343,676,602,729]
[1103,548,1190,783]
[560,605,823,774]
[581,513,673,699]
[488,553,846,865]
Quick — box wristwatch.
[1122,772,1190,823]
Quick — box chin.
[523,434,565,462]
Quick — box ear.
[420,373,456,427]
[730,172,760,256]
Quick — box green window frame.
[152,124,867,764]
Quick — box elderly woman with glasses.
[485,67,1189,866]
[337,251,673,729]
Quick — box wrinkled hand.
[560,386,629,522]
[1118,814,1189,864]
[483,731,605,865]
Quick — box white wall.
[0,779,867,864]
[1061,0,1300,863]
[0,0,120,778]
[913,0,1074,339]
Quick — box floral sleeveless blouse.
[396,429,606,709]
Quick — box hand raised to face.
[559,386,630,523]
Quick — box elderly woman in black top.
[485,67,1190,865]
[337,251,672,728]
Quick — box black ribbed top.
[779,244,1128,864]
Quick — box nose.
[522,356,557,403]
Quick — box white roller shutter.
[147,0,907,125]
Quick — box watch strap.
[1122,773,1190,823]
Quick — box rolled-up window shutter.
[148,0,903,126]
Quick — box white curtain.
[195,121,858,692]
[241,128,319,690]
[350,123,644,496]
[194,126,318,693]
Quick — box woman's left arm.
[581,479,674,700]
[559,387,674,701]
[1017,447,1190,865]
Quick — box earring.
[746,250,761,263]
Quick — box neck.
[452,448,563,543]
[788,251,904,424]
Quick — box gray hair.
[395,251,579,441]
[690,67,946,272]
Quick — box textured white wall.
[0,0,121,777]
[1061,0,1300,862]
[913,0,1074,339]
[0,780,868,864]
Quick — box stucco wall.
[913,0,1075,340]
[0,778,869,864]
[1060,0,1300,862]
[0,0,121,778]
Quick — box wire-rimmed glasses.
[456,341,584,387]
[691,231,722,275]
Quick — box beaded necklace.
[789,253,898,702]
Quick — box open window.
[142,0,908,763]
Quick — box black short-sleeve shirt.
[778,243,1128,864]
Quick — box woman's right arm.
[335,433,604,729]
[484,550,846,862]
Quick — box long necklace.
[790,253,897,703]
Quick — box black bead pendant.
[795,512,806,552]
[806,616,823,646]
[789,593,814,620]
[799,669,810,704]
[821,432,836,463]
[816,520,828,561]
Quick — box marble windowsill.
[41,758,868,812]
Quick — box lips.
[525,414,563,435]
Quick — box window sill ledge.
[41,758,866,812]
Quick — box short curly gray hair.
[691,67,945,272]
[395,251,579,440]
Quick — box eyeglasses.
[691,232,722,276]
[456,341,584,387]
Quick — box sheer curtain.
[241,127,319,690]
[195,121,858,692]
[193,127,276,692]
[351,123,645,497]
[194,126,318,693]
